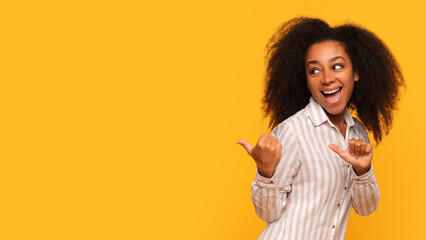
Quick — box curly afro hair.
[262,17,405,144]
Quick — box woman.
[237,17,404,239]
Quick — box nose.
[322,70,334,85]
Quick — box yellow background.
[0,0,424,239]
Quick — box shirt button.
[347,164,350,168]
[337,203,341,207]
[344,186,347,190]
[332,225,335,229]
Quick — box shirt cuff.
[352,165,375,184]
[255,168,276,187]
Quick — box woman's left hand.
[328,138,373,176]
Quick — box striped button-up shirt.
[252,97,379,240]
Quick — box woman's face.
[305,40,359,118]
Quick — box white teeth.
[322,88,341,94]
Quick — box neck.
[325,111,346,129]
[325,110,347,138]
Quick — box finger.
[237,139,254,157]
[349,139,356,156]
[329,144,356,165]
[365,143,373,155]
[360,141,368,157]
[276,141,282,157]
[354,139,362,158]
[257,133,268,147]
[328,144,345,158]
[269,137,278,151]
[273,137,282,154]
[265,135,274,149]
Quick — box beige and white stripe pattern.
[252,97,379,240]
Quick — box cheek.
[345,81,356,97]
[306,81,317,97]
[306,78,313,91]
[306,78,320,94]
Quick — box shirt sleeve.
[350,121,380,216]
[251,123,301,223]
[351,165,380,216]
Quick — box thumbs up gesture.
[328,138,373,176]
[237,133,282,178]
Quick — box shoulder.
[352,117,370,143]
[270,108,307,140]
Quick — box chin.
[323,105,346,116]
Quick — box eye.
[333,64,343,70]
[309,69,320,74]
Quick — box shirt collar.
[306,96,355,128]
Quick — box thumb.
[328,144,345,158]
[329,144,356,165]
[237,139,254,157]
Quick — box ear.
[354,72,359,82]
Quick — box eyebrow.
[307,56,346,66]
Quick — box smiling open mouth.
[321,87,342,103]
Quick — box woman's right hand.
[237,133,282,178]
